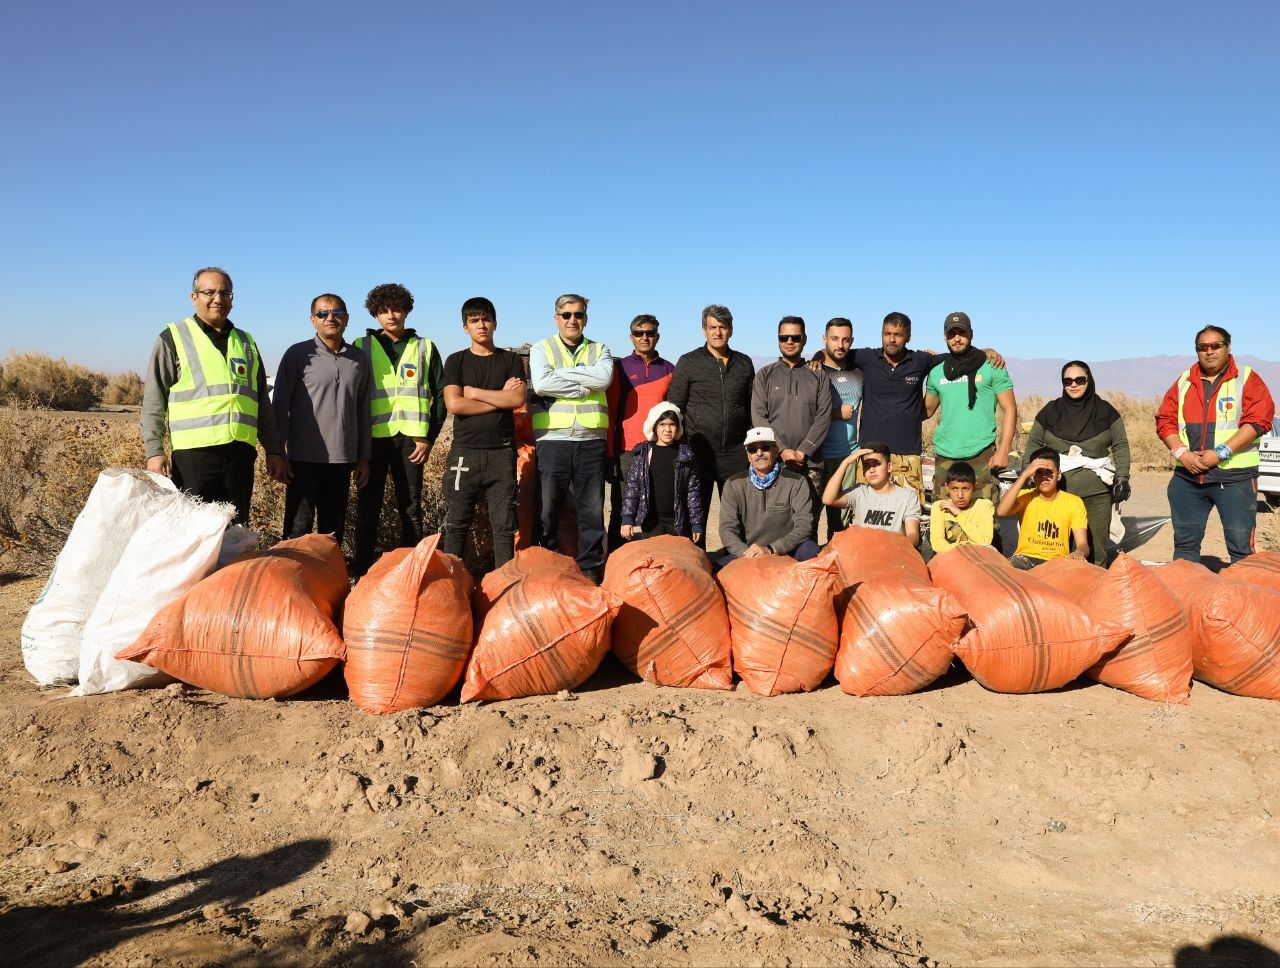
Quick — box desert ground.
[1,411,1278,966]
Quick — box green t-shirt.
[925,361,1014,459]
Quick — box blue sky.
[1,0,1276,375]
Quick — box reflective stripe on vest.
[356,334,435,438]
[530,337,609,439]
[1176,365,1260,470]
[166,318,260,450]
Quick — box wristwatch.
[1214,443,1232,462]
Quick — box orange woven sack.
[343,535,475,714]
[817,525,931,615]
[928,544,1130,693]
[1227,552,1280,595]
[835,573,966,696]
[1033,557,1107,600]
[473,547,583,622]
[117,534,347,699]
[602,536,732,690]
[462,572,621,701]
[719,554,839,696]
[1155,560,1280,700]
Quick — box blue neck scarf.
[749,462,781,491]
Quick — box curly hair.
[365,283,414,318]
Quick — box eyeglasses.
[631,329,657,339]
[778,334,803,343]
[558,311,586,321]
[314,310,348,320]
[194,289,233,299]
[746,443,774,454]
[1196,341,1226,352]
[1062,376,1088,387]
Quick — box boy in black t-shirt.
[441,297,527,569]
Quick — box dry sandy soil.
[1,473,1278,967]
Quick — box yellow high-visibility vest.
[1176,365,1259,470]
[530,337,609,439]
[166,317,260,450]
[356,334,436,439]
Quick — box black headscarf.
[942,345,987,410]
[1036,360,1121,443]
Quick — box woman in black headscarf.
[1025,361,1130,565]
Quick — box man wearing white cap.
[715,427,819,565]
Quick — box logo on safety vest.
[399,361,417,384]
[230,358,250,385]
[1218,396,1237,416]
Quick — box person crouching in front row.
[821,440,922,546]
[713,427,819,567]
[997,446,1089,570]
[618,403,705,545]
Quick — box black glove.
[1111,478,1131,504]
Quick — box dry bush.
[101,371,145,406]
[0,410,144,574]
[1016,393,1168,471]
[0,352,107,411]
[1259,507,1280,553]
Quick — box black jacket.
[667,346,755,454]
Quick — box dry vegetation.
[0,352,143,411]
[1015,392,1172,471]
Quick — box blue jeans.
[1167,473,1257,564]
[536,438,607,575]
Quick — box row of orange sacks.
[116,528,1280,711]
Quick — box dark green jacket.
[1025,418,1130,499]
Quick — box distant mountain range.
[751,353,1280,401]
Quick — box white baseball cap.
[743,427,777,448]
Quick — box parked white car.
[1259,425,1280,508]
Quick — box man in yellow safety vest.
[351,282,445,576]
[1156,324,1275,563]
[141,266,287,524]
[529,293,614,582]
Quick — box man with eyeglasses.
[272,294,371,546]
[924,311,1017,508]
[352,282,445,577]
[715,427,819,567]
[606,314,674,548]
[1156,325,1274,563]
[667,304,756,542]
[529,293,614,583]
[142,266,287,525]
[751,316,834,535]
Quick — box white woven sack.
[71,491,234,696]
[20,469,177,686]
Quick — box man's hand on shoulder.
[983,347,1007,369]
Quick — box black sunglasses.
[778,334,803,343]
[1062,376,1088,387]
[314,309,348,320]
[746,443,774,454]
[558,311,586,321]
[631,329,657,338]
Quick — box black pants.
[354,434,424,575]
[691,439,747,549]
[171,442,257,525]
[284,461,354,544]
[536,438,607,576]
[607,450,637,549]
[441,446,519,568]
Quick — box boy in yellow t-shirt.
[929,460,995,555]
[996,447,1090,570]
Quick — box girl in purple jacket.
[619,403,705,544]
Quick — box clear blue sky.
[1,0,1276,375]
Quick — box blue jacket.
[620,441,705,536]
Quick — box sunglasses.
[314,309,348,320]
[1196,341,1226,352]
[631,329,657,338]
[778,334,803,343]
[746,443,774,454]
[558,311,586,321]
[1062,376,1088,387]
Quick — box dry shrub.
[1260,508,1280,553]
[1016,393,1167,471]
[101,371,145,406]
[0,410,144,573]
[0,352,106,411]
